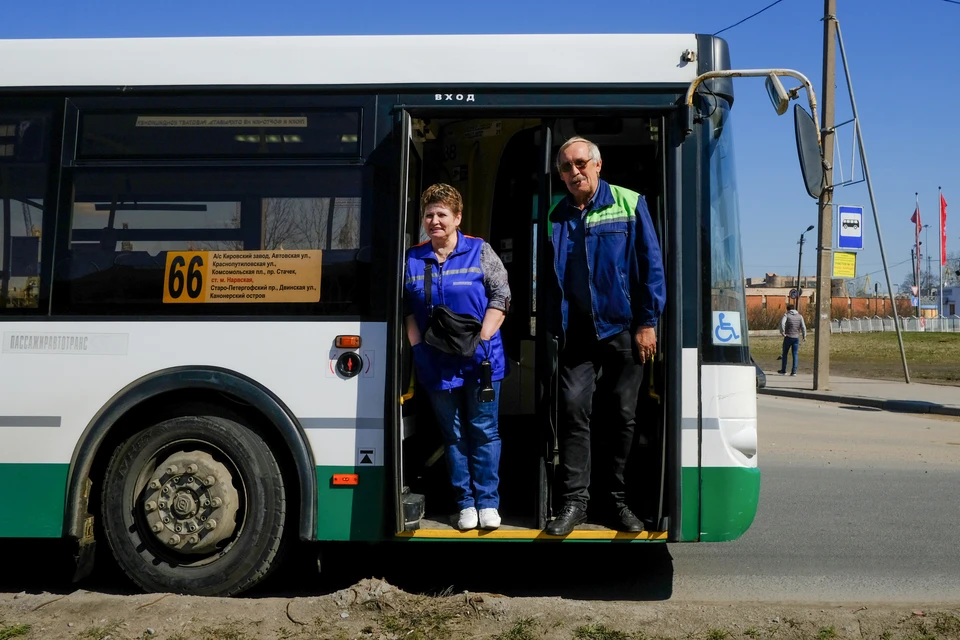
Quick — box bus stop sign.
[838,205,863,250]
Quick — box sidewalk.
[758,372,960,417]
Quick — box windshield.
[703,97,750,363]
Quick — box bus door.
[393,110,426,533]
[534,116,673,534]
[534,121,559,529]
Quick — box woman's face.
[422,202,462,242]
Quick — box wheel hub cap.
[141,450,239,554]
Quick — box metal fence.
[830,316,960,333]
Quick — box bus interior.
[398,114,672,535]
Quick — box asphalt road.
[2,396,958,603]
[669,395,960,603]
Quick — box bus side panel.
[315,466,385,541]
[698,364,759,542]
[0,463,69,537]
[0,321,387,541]
[680,348,700,542]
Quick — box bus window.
[0,113,50,311]
[78,111,362,160]
[52,168,371,316]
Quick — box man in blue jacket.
[544,136,666,536]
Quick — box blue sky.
[3,0,957,293]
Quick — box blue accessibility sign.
[712,311,743,346]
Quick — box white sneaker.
[457,507,478,530]
[478,508,501,530]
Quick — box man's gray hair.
[556,136,601,172]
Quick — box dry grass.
[0,622,30,640]
[750,332,960,384]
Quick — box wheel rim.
[132,441,246,565]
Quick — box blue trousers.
[779,337,800,374]
[426,380,502,510]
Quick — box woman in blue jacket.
[403,183,511,531]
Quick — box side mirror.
[794,104,824,199]
[765,74,790,116]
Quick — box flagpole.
[940,186,945,318]
[916,192,921,318]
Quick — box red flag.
[941,193,948,266]
[911,204,921,235]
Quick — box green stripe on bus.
[698,466,761,542]
[681,466,700,542]
[0,463,69,538]
[315,466,385,541]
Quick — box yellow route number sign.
[832,251,857,279]
[162,250,322,303]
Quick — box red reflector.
[332,474,359,486]
[335,335,362,349]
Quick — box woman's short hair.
[420,183,463,215]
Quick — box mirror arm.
[684,68,821,145]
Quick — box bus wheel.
[100,414,286,596]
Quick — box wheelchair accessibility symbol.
[712,311,743,345]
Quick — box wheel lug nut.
[145,501,157,512]
[152,523,164,532]
[188,535,199,544]
[162,517,170,523]
[168,535,181,545]
[188,523,198,532]
[158,501,167,509]
[161,487,170,495]
[166,465,179,475]
[204,476,216,487]
[186,464,198,474]
[175,525,183,533]
[211,497,223,508]
[149,479,161,489]
[205,519,218,530]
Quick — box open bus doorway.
[397,114,670,536]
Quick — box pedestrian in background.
[778,304,807,376]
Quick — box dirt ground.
[2,578,960,640]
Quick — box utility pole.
[813,0,837,391]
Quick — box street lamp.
[796,224,815,310]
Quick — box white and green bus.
[0,33,764,597]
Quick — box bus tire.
[100,413,286,596]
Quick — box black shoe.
[614,505,644,533]
[545,503,587,536]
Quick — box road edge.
[758,387,960,417]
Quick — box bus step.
[403,492,425,530]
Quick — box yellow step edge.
[395,528,668,540]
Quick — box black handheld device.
[478,359,496,403]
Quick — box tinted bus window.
[79,111,361,159]
[0,113,50,311]
[52,167,371,316]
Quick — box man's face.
[558,141,602,203]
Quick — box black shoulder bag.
[422,263,483,358]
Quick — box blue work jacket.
[404,231,507,391]
[545,179,666,344]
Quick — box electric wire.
[713,0,790,36]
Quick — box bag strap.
[424,263,433,309]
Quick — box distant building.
[744,272,848,311]
[944,287,960,317]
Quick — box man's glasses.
[559,158,591,174]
